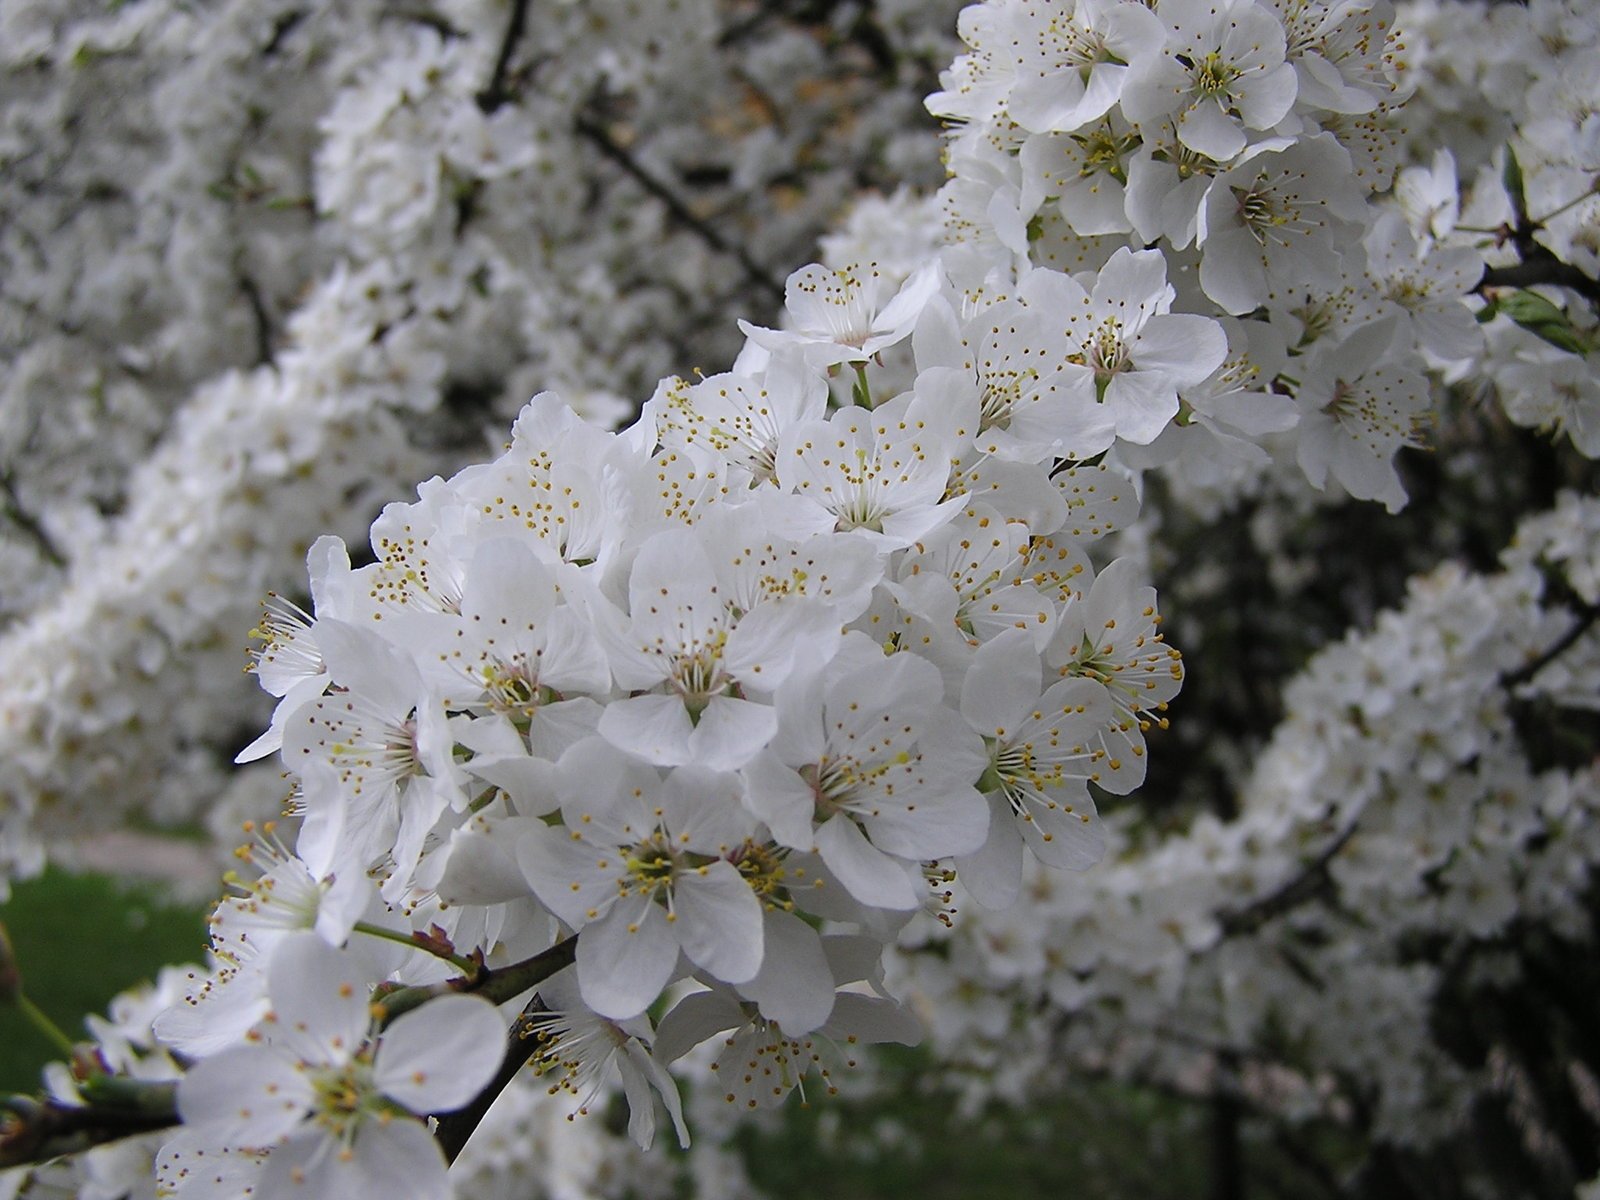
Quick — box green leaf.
[1499,289,1593,355]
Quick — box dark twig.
[1218,820,1361,936]
[1479,256,1600,306]
[0,470,66,568]
[476,0,532,113]
[1502,602,1600,689]
[238,273,274,367]
[575,114,786,304]
[0,1085,177,1169]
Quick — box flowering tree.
[2,1,1598,1198]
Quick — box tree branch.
[1501,602,1600,689]
[0,1084,177,1169]
[1479,255,1600,307]
[574,113,786,304]
[0,469,66,568]
[433,994,552,1163]
[1217,820,1361,936]
[476,0,532,113]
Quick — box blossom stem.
[14,992,77,1059]
[1531,185,1600,228]
[352,920,480,975]
[372,934,578,1026]
[853,362,875,410]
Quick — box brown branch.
[574,113,786,304]
[1479,256,1600,306]
[476,0,532,113]
[1501,603,1600,690]
[433,995,553,1163]
[0,470,66,568]
[238,273,275,367]
[1217,820,1361,937]
[1,1085,177,1169]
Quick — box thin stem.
[476,0,532,113]
[1217,819,1360,936]
[575,112,786,304]
[15,993,78,1058]
[373,934,577,1026]
[852,362,875,410]
[353,920,479,975]
[1501,602,1600,689]
[0,471,66,568]
[1532,186,1600,227]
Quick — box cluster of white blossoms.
[894,489,1600,1149]
[4,0,1600,1196]
[121,237,1185,1191]
[0,0,961,891]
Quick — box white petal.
[577,900,680,1019]
[654,989,750,1064]
[955,794,1024,910]
[374,994,507,1113]
[814,816,920,910]
[599,693,696,765]
[688,695,779,770]
[960,629,1043,736]
[266,933,374,1064]
[673,859,764,984]
[740,909,835,1035]
[177,1047,311,1147]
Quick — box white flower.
[740,634,990,910]
[1294,316,1430,511]
[161,934,505,1200]
[1362,211,1483,364]
[1019,117,1141,238]
[1122,0,1299,161]
[1493,342,1600,459]
[521,970,690,1150]
[281,619,462,893]
[1196,134,1370,315]
[517,752,764,1019]
[956,628,1113,908]
[643,353,829,486]
[776,390,968,548]
[653,931,921,1110]
[1026,248,1229,452]
[1049,557,1185,794]
[584,527,803,771]
[1005,0,1168,135]
[739,261,942,367]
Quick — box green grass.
[729,1045,1215,1200]
[0,867,209,1094]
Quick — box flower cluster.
[893,489,1600,1158]
[2,0,1599,1197]
[50,241,1182,1193]
[0,0,962,892]
[925,0,1464,516]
